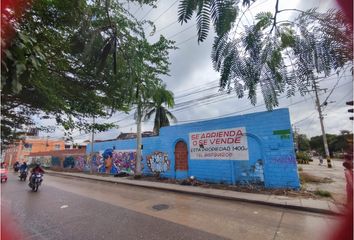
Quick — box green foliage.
[178,0,240,42]
[310,132,353,156]
[314,189,332,198]
[177,1,352,109]
[1,0,175,146]
[296,151,311,164]
[254,12,273,31]
[212,9,352,109]
[141,85,177,135]
[297,134,310,152]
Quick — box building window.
[23,143,32,152]
[54,144,61,150]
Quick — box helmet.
[102,149,113,160]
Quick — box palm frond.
[178,0,199,24]
[211,0,238,36]
[196,1,211,42]
[165,109,177,123]
[143,108,156,121]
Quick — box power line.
[152,0,178,22]
[139,0,162,21]
[155,20,178,33]
[176,35,198,46]
[68,74,352,138]
[293,111,317,125]
[65,72,352,139]
[173,80,352,124]
[168,23,196,39]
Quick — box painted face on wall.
[101,149,114,174]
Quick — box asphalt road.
[1,172,340,240]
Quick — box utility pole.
[90,116,95,173]
[135,84,142,178]
[292,125,300,152]
[312,79,332,168]
[135,43,142,178]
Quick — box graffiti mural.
[63,156,75,168]
[30,156,51,168]
[239,159,264,184]
[91,153,102,173]
[270,155,296,165]
[91,149,143,175]
[146,151,170,174]
[51,157,61,167]
[74,155,90,172]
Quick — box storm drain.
[152,204,169,211]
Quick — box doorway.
[174,141,188,171]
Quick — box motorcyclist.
[29,163,45,186]
[13,161,20,172]
[19,162,28,173]
[19,162,28,180]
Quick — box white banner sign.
[189,127,249,160]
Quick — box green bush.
[296,151,312,164]
[314,189,332,198]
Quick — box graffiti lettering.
[239,160,264,184]
[146,152,170,173]
[270,155,296,165]
[91,149,143,175]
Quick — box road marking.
[60,205,68,209]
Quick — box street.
[1,172,340,240]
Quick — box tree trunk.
[135,100,142,177]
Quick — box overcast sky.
[38,0,353,142]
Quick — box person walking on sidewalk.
[342,155,353,207]
[319,155,324,165]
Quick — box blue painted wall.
[86,108,300,189]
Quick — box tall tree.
[297,134,310,152]
[177,0,353,109]
[1,0,174,146]
[142,85,177,135]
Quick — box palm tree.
[142,85,177,135]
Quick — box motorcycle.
[19,169,28,181]
[13,164,20,173]
[29,173,43,192]
[0,167,7,183]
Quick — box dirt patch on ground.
[49,168,326,199]
[299,172,334,184]
[129,175,320,199]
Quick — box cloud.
[34,0,352,143]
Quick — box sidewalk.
[46,170,345,215]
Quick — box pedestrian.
[342,155,353,207]
[319,155,323,165]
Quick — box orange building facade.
[3,137,65,166]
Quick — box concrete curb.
[47,171,342,216]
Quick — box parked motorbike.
[0,167,8,183]
[29,173,43,192]
[19,170,28,181]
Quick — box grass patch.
[314,189,332,198]
[299,172,323,184]
[299,172,334,184]
[298,166,303,171]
